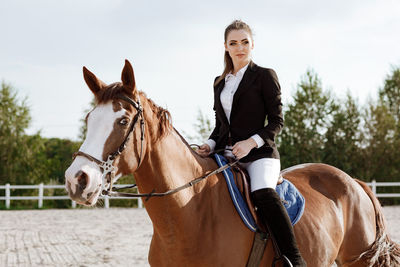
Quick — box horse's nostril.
[75,170,88,191]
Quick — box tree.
[323,93,363,176]
[361,66,400,184]
[379,66,400,124]
[37,138,81,184]
[278,70,337,168]
[363,102,397,178]
[0,82,43,184]
[379,66,400,156]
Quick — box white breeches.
[239,158,281,192]
[224,147,281,192]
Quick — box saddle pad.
[214,154,305,232]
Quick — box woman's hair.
[214,20,254,86]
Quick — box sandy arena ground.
[0,207,399,267]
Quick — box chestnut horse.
[65,60,400,267]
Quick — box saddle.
[214,154,305,229]
[214,154,305,266]
[226,157,284,232]
[213,154,305,266]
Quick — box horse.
[65,60,400,266]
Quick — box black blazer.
[209,61,284,162]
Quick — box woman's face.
[225,29,254,67]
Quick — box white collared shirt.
[206,63,265,152]
[220,63,249,122]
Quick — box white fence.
[0,181,399,209]
[368,180,400,198]
[0,184,143,209]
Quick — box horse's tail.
[354,179,400,267]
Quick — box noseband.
[72,94,145,196]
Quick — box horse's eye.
[119,118,129,126]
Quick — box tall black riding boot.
[252,188,306,267]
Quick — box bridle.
[72,94,145,197]
[72,93,239,201]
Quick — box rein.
[73,93,238,201]
[106,158,238,201]
[106,147,238,200]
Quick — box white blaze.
[80,102,126,160]
[65,102,126,198]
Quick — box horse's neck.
[135,129,216,234]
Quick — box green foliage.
[361,67,400,191]
[379,66,400,123]
[36,138,81,184]
[279,70,338,168]
[0,82,82,208]
[0,82,40,185]
[323,93,363,176]
[0,82,30,136]
[362,100,399,181]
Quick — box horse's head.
[65,60,146,206]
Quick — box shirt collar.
[225,62,250,82]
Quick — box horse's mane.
[95,82,172,141]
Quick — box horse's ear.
[83,66,106,95]
[121,59,136,94]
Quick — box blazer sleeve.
[256,69,284,147]
[208,76,221,142]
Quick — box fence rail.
[0,184,143,209]
[1,180,399,209]
[367,180,400,198]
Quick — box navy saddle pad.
[214,154,305,232]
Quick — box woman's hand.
[232,138,257,159]
[197,144,211,157]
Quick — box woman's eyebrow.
[229,38,249,42]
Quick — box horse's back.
[282,163,372,204]
[281,163,377,265]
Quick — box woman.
[197,20,306,267]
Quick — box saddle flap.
[231,166,263,231]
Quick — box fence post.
[138,198,143,208]
[5,183,10,209]
[372,180,377,195]
[71,201,76,208]
[104,196,110,209]
[38,183,43,208]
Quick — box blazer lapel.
[215,78,229,125]
[230,61,259,120]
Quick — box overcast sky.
[1,0,400,141]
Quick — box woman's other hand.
[197,144,211,157]
[232,138,257,159]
